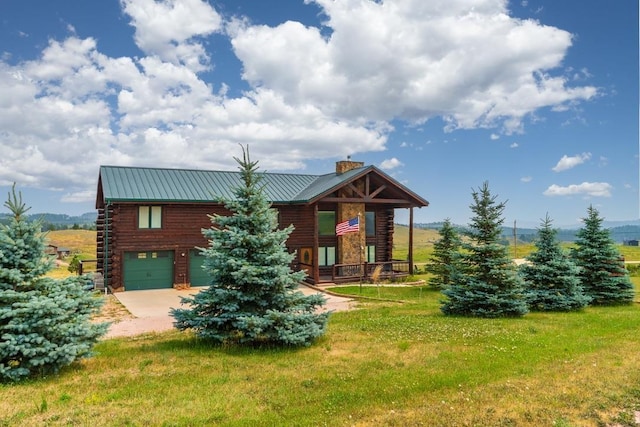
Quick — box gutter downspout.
[104,201,110,292]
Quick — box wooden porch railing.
[332,260,410,283]
[78,259,98,275]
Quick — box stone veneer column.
[337,203,365,265]
[335,160,366,266]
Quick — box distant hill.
[0,212,97,229]
[413,222,640,244]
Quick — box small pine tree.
[68,254,81,274]
[425,218,462,289]
[441,182,527,317]
[571,205,635,305]
[172,147,329,346]
[0,185,108,382]
[520,214,590,311]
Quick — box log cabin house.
[95,160,428,292]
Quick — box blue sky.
[0,0,637,227]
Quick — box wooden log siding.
[277,204,316,265]
[104,202,322,290]
[368,207,394,263]
[101,201,397,290]
[96,205,114,284]
[106,203,228,291]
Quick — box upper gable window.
[139,206,162,229]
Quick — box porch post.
[409,207,414,275]
[313,204,320,284]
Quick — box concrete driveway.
[106,285,355,339]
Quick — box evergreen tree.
[441,182,528,317]
[67,254,82,274]
[0,185,107,382]
[172,147,329,346]
[520,214,590,311]
[570,205,635,305]
[425,218,462,289]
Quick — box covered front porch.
[289,159,428,286]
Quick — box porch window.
[318,246,335,266]
[318,211,336,235]
[365,212,375,236]
[366,245,376,263]
[139,206,162,229]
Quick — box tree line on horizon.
[0,212,97,231]
[410,221,640,244]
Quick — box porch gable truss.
[313,169,427,208]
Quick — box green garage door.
[189,249,209,286]
[124,251,174,290]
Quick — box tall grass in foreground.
[1,280,639,426]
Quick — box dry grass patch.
[44,230,97,278]
[45,230,96,258]
[92,295,134,323]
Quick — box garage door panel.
[124,251,174,290]
[189,249,209,286]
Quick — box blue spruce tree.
[172,147,329,346]
[571,205,635,305]
[0,185,108,382]
[520,214,590,311]
[441,182,527,317]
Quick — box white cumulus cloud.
[379,158,404,170]
[552,152,592,172]
[0,0,600,206]
[121,0,222,72]
[543,182,612,197]
[232,0,597,133]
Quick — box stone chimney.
[336,159,364,174]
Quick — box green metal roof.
[99,165,324,203]
[98,164,429,207]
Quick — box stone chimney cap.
[336,159,364,174]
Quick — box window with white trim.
[139,206,162,229]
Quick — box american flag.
[336,216,359,236]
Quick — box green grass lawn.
[1,280,639,426]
